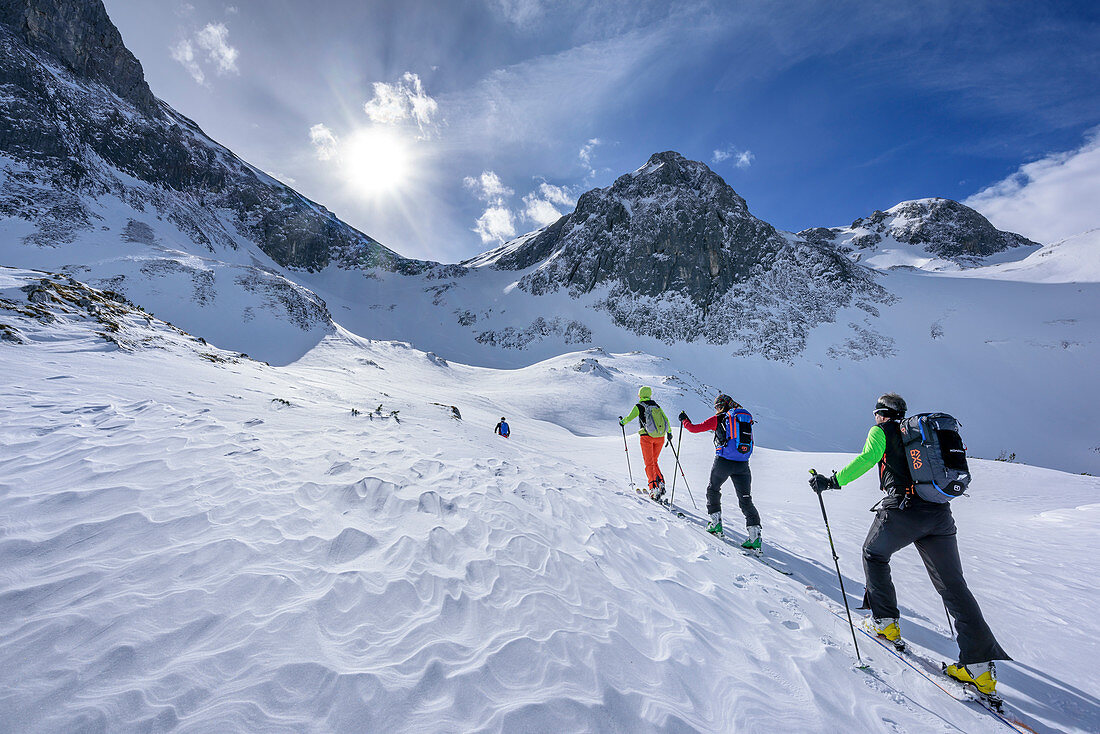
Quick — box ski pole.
[810,469,864,666]
[667,430,698,509]
[943,600,955,638]
[668,425,684,509]
[620,419,635,491]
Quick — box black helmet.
[714,394,734,413]
[874,393,906,419]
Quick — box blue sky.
[103,0,1100,261]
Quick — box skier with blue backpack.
[809,393,1010,697]
[679,394,761,550]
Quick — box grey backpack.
[636,401,669,437]
[899,413,971,503]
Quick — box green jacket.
[836,425,886,486]
[622,401,671,437]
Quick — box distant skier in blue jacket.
[495,417,510,438]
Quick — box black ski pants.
[862,503,1010,665]
[705,456,760,527]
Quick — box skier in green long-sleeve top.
[809,393,1010,696]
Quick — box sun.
[341,127,412,198]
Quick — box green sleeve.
[622,404,639,424]
[836,426,886,486]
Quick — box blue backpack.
[714,409,753,461]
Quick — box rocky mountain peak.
[800,197,1038,262]
[488,150,766,281]
[0,0,157,114]
[617,150,741,203]
[475,151,885,358]
[877,197,1037,255]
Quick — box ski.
[626,488,793,574]
[693,522,794,575]
[828,607,1034,733]
[740,549,793,575]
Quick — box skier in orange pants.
[619,386,672,500]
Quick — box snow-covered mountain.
[1,0,1097,475]
[799,197,1039,271]
[466,151,891,356]
[0,0,427,362]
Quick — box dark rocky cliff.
[492,151,809,303]
[0,0,157,113]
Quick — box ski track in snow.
[1,337,1097,733]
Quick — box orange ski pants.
[639,434,666,488]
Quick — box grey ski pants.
[706,456,760,527]
[862,503,1010,664]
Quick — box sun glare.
[342,127,412,198]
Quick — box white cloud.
[521,195,560,226]
[521,182,576,226]
[578,138,603,179]
[196,23,239,74]
[464,171,524,243]
[172,22,239,85]
[225,5,239,14]
[170,39,204,84]
[712,144,754,169]
[309,123,339,161]
[464,171,513,202]
[537,182,576,207]
[364,73,439,134]
[964,127,1100,244]
[443,20,691,155]
[473,206,517,243]
[579,138,601,166]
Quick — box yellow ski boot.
[862,616,902,643]
[945,661,997,695]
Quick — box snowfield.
[1,300,1097,733]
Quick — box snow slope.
[965,229,1100,284]
[290,243,1100,476]
[1,285,1096,732]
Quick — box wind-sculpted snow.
[1,317,1097,732]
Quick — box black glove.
[678,411,689,424]
[809,471,841,493]
[666,433,674,446]
[618,416,625,426]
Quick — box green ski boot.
[741,525,761,552]
[706,512,723,536]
